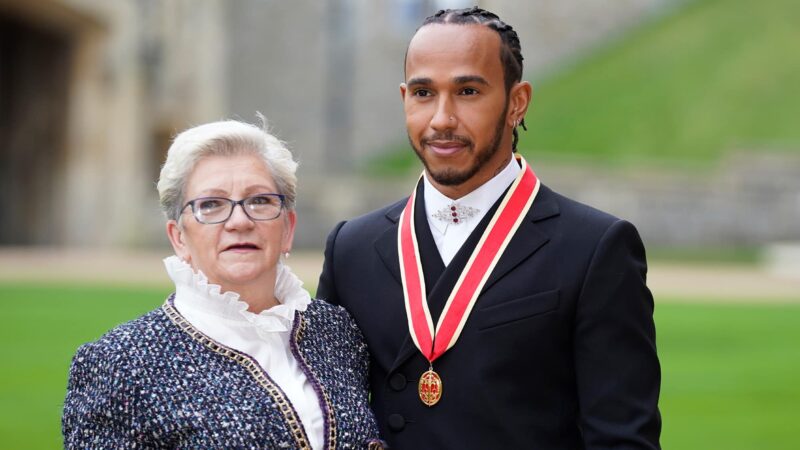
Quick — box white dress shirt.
[423,158,521,265]
[164,256,324,450]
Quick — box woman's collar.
[163,255,311,333]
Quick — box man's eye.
[413,89,432,97]
[460,87,479,95]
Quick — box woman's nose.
[224,203,255,230]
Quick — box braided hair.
[420,7,527,151]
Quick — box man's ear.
[507,81,533,127]
[400,83,408,103]
[166,220,191,263]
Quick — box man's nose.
[430,97,457,131]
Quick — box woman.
[62,119,384,449]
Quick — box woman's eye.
[249,195,279,206]
[198,199,225,211]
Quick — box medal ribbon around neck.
[398,155,540,363]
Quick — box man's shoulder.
[542,184,622,227]
[335,197,408,236]
[534,185,641,256]
[351,197,407,223]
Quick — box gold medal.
[418,368,443,407]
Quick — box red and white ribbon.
[398,155,540,363]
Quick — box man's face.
[401,24,513,198]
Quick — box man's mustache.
[420,133,472,147]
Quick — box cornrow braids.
[421,7,527,151]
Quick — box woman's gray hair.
[157,117,298,221]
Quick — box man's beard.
[409,102,508,187]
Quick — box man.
[318,7,660,449]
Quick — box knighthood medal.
[418,366,443,407]
[398,155,540,407]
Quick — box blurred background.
[1,0,798,448]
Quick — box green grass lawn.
[657,302,800,449]
[370,0,800,173]
[0,283,171,450]
[1,283,798,449]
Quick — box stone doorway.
[0,13,72,245]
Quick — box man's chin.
[414,148,476,186]
[427,167,476,187]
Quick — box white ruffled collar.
[164,255,311,334]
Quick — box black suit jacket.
[318,183,661,449]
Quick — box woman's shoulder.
[303,299,357,327]
[66,305,176,399]
[74,305,173,362]
[301,300,364,345]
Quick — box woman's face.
[166,153,295,292]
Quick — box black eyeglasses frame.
[181,193,286,224]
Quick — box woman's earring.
[284,252,290,259]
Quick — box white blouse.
[164,256,324,450]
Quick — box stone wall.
[546,152,800,246]
[297,151,800,248]
[10,0,788,251]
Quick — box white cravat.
[423,158,521,265]
[164,256,324,450]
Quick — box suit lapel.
[412,182,447,321]
[388,184,561,373]
[388,181,506,372]
[371,203,421,374]
[379,183,451,372]
[373,201,405,287]
[375,181,447,298]
[481,184,560,292]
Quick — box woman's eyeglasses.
[181,193,285,224]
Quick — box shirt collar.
[423,157,521,234]
[164,255,311,334]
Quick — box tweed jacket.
[63,296,384,449]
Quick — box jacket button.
[387,413,406,431]
[389,373,407,391]
[367,441,386,450]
